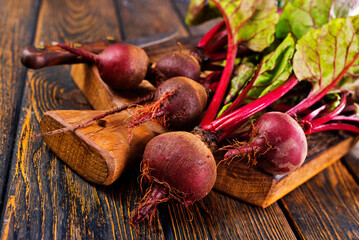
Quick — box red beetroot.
[155,52,201,82]
[58,43,149,90]
[130,131,217,224]
[130,76,208,130]
[224,112,308,175]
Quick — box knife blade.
[21,30,179,69]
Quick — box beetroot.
[130,76,208,130]
[224,112,308,175]
[155,52,201,82]
[58,43,149,90]
[130,131,217,224]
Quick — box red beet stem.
[332,115,359,122]
[306,93,347,132]
[310,122,359,134]
[200,38,238,126]
[204,31,227,54]
[197,21,225,48]
[205,52,227,61]
[222,60,264,116]
[286,52,359,116]
[301,105,327,121]
[57,43,98,63]
[204,75,299,134]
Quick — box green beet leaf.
[293,15,359,98]
[211,0,279,52]
[224,62,255,105]
[330,75,359,94]
[276,0,359,40]
[245,34,296,101]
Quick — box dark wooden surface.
[0,0,359,239]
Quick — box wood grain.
[114,0,188,41]
[34,0,121,44]
[280,160,359,239]
[159,192,296,239]
[0,0,41,213]
[0,0,165,239]
[40,109,165,185]
[3,0,359,239]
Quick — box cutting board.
[40,38,358,207]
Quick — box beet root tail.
[129,89,175,128]
[220,142,256,165]
[130,184,169,225]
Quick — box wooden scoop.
[40,109,165,185]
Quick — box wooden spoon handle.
[20,39,119,69]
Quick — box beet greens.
[286,15,359,116]
[276,0,359,40]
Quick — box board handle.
[20,38,119,69]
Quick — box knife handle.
[21,39,120,69]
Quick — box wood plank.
[114,0,188,41]
[39,110,165,185]
[159,192,296,239]
[34,0,122,44]
[280,161,359,239]
[0,0,41,212]
[0,0,164,239]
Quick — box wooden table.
[1,0,359,239]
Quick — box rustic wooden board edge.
[40,109,166,186]
[214,134,358,208]
[40,111,112,185]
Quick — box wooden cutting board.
[40,39,358,207]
